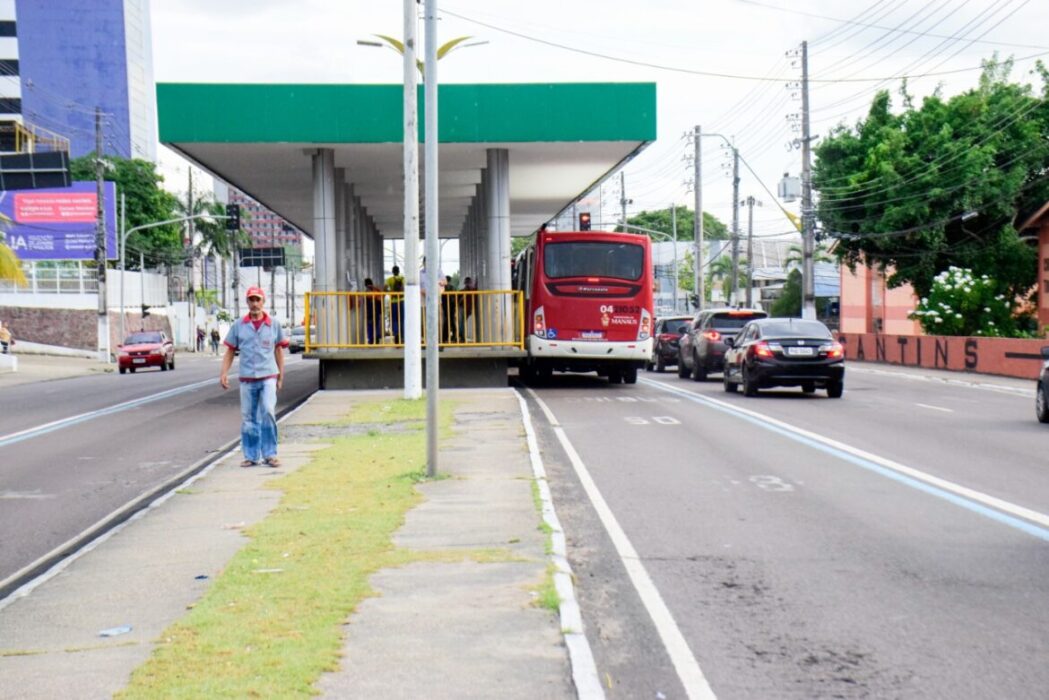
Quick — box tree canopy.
[621,207,729,241]
[70,155,183,268]
[812,58,1049,299]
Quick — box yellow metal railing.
[0,120,71,153]
[304,290,524,352]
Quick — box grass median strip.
[117,397,485,699]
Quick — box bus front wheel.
[622,366,638,384]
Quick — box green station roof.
[158,82,656,238]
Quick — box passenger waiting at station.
[363,278,382,344]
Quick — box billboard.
[0,181,118,261]
[239,247,285,269]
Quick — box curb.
[516,390,605,700]
[0,390,315,604]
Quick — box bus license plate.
[786,347,813,356]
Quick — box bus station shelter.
[158,82,656,388]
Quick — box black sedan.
[647,315,691,372]
[1037,346,1049,423]
[723,318,844,398]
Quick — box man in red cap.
[219,286,289,467]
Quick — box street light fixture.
[119,211,225,346]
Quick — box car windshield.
[761,320,832,338]
[125,332,161,344]
[711,312,766,330]
[663,318,689,334]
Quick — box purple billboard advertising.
[0,181,118,261]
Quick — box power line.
[438,7,1049,83]
[741,0,1049,51]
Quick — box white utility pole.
[119,193,126,345]
[671,203,678,312]
[801,40,816,320]
[424,0,440,477]
[729,144,740,307]
[403,0,422,400]
[94,107,109,363]
[693,125,704,311]
[743,196,761,308]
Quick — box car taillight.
[703,330,721,341]
[751,341,774,359]
[821,341,844,359]
[533,306,546,338]
[637,308,652,341]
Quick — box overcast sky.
[152,0,1049,247]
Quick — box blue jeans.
[239,378,278,462]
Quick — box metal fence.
[304,290,524,351]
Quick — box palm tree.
[784,243,834,270]
[706,255,747,301]
[0,213,26,286]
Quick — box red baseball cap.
[245,286,265,300]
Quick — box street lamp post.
[119,212,225,345]
[617,221,679,312]
[694,127,738,310]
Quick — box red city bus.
[513,230,654,384]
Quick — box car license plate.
[133,358,146,364]
[787,346,814,356]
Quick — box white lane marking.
[0,362,312,448]
[0,491,56,500]
[0,390,316,612]
[515,391,604,700]
[526,387,717,700]
[847,364,1033,397]
[642,379,1049,534]
[0,378,216,447]
[915,403,953,413]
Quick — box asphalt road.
[0,352,318,584]
[522,362,1049,699]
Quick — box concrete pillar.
[477,168,490,288]
[311,148,337,347]
[334,169,347,292]
[485,148,511,342]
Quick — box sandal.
[240,460,257,468]
[264,457,281,468]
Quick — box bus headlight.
[637,308,651,341]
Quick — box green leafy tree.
[812,58,1049,300]
[70,155,182,269]
[771,269,802,316]
[620,207,729,240]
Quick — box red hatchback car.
[118,331,175,374]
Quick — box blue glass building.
[16,0,156,161]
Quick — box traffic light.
[141,303,151,318]
[578,212,592,231]
[225,203,240,231]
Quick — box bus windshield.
[543,241,644,281]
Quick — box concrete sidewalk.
[0,389,579,699]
